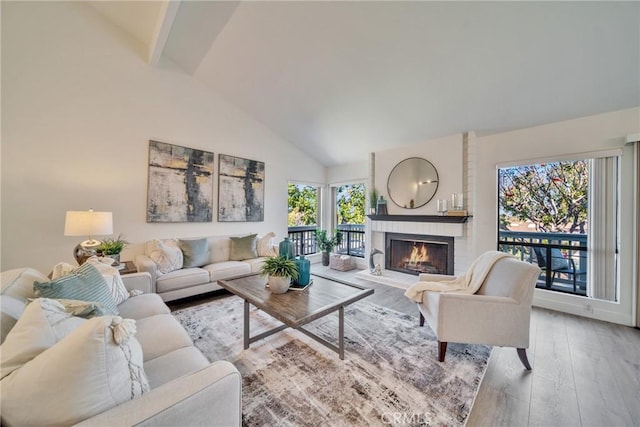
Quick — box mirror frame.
[387,157,439,209]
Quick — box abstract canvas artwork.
[147,140,214,222]
[218,154,264,222]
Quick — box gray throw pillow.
[230,234,258,261]
[33,263,119,315]
[179,238,211,268]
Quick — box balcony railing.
[287,224,365,258]
[336,224,365,257]
[498,230,587,296]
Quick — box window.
[497,156,619,302]
[333,183,365,258]
[287,183,320,255]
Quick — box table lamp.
[64,209,113,264]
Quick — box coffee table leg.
[244,299,250,349]
[339,306,344,360]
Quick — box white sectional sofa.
[133,233,277,302]
[0,267,242,426]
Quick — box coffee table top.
[218,273,374,328]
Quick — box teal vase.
[293,256,311,286]
[279,237,295,260]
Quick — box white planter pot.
[268,275,291,294]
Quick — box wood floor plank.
[529,373,581,427]
[466,382,530,427]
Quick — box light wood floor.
[170,266,640,426]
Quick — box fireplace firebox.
[385,233,454,276]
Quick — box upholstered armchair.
[415,256,541,370]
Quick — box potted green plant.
[96,234,129,265]
[314,229,343,266]
[259,255,299,294]
[369,188,378,214]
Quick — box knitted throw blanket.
[404,251,513,303]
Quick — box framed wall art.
[218,154,264,222]
[147,140,214,223]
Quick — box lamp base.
[73,243,98,265]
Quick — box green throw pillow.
[33,263,119,315]
[230,234,258,261]
[179,238,211,268]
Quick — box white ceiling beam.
[148,0,181,65]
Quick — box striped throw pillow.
[33,263,119,315]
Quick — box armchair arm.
[134,255,158,291]
[435,293,531,348]
[121,272,152,294]
[418,273,456,282]
[75,361,241,427]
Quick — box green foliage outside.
[336,183,365,224]
[288,184,317,226]
[288,183,365,226]
[498,161,588,233]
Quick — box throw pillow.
[147,239,183,274]
[51,258,129,306]
[230,234,258,261]
[33,262,119,315]
[178,238,211,268]
[0,298,85,380]
[257,232,278,257]
[0,316,149,427]
[85,257,129,305]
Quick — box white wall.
[374,134,464,215]
[1,1,325,273]
[474,107,640,325]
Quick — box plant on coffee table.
[260,255,299,294]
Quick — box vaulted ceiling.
[90,1,640,166]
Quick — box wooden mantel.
[366,214,471,223]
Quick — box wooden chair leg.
[517,348,532,370]
[419,312,425,327]
[438,341,448,362]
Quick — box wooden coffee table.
[217,273,374,360]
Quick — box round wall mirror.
[387,157,439,209]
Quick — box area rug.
[172,297,490,426]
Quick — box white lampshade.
[64,210,113,247]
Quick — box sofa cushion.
[33,263,119,315]
[203,261,252,281]
[156,268,210,293]
[230,234,258,261]
[257,232,278,257]
[179,238,211,268]
[244,257,268,274]
[147,239,184,274]
[1,268,48,300]
[134,314,193,362]
[117,293,171,320]
[1,298,85,379]
[0,316,148,427]
[144,346,209,389]
[0,267,47,343]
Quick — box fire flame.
[408,243,429,265]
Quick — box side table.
[116,260,137,275]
